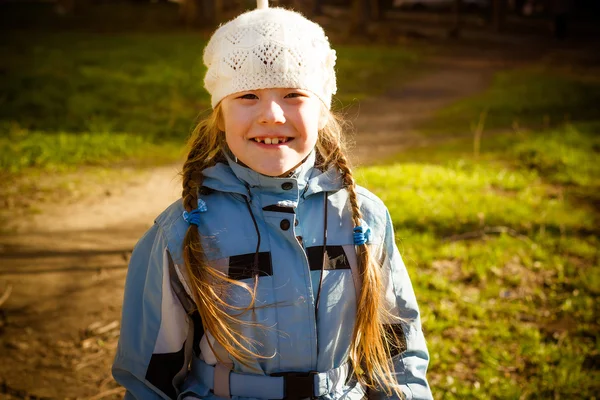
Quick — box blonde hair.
[181,105,403,396]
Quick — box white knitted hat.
[203,0,337,109]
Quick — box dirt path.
[349,52,501,164]
[0,46,514,399]
[0,165,184,399]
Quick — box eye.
[285,92,305,99]
[239,93,258,100]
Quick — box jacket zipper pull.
[245,184,252,203]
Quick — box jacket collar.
[201,150,345,198]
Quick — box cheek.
[221,102,248,135]
[222,113,249,145]
[299,104,323,137]
[224,130,244,154]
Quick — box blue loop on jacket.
[353,226,371,245]
[182,199,207,226]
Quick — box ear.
[318,109,329,131]
[217,116,225,132]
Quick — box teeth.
[253,137,290,144]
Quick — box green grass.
[357,92,599,397]
[422,67,600,136]
[0,126,183,174]
[1,33,210,146]
[1,29,418,173]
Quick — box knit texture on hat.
[203,7,337,109]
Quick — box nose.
[259,99,286,125]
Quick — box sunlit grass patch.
[358,161,592,236]
[422,67,600,136]
[356,120,600,398]
[391,230,599,398]
[0,126,183,173]
[513,123,600,187]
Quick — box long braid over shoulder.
[319,113,404,397]
[181,106,265,367]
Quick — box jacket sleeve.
[112,224,195,399]
[370,210,433,400]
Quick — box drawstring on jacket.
[243,196,261,277]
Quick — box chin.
[253,162,295,177]
[258,167,289,177]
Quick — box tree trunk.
[180,0,200,27]
[291,0,313,16]
[203,0,216,25]
[349,0,369,36]
[313,0,323,16]
[449,0,462,37]
[492,0,507,32]
[55,0,89,15]
[370,0,381,21]
[514,0,526,14]
[180,0,220,28]
[215,0,224,23]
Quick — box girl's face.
[219,88,325,177]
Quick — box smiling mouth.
[252,137,292,145]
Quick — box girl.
[112,1,432,399]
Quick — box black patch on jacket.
[262,205,296,213]
[384,323,407,357]
[306,246,350,271]
[145,344,186,399]
[191,310,204,357]
[228,252,273,280]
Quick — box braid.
[319,110,403,397]
[182,149,201,211]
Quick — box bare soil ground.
[0,42,552,399]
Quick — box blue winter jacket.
[112,152,432,399]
